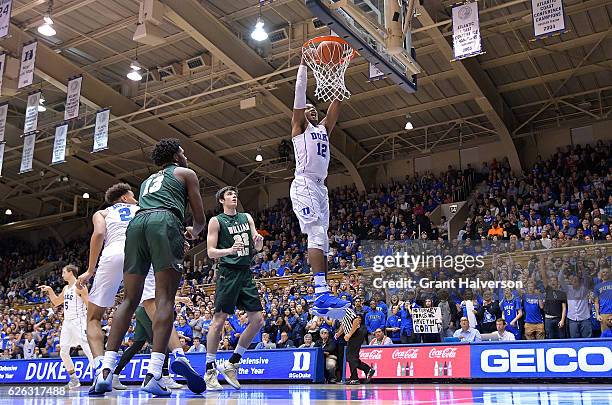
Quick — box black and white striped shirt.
[340,308,358,335]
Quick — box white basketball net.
[302,38,354,102]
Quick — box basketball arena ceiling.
[0,0,610,220]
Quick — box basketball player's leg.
[95,218,149,394]
[86,304,106,366]
[101,273,146,365]
[87,248,124,370]
[217,272,265,390]
[59,321,81,389]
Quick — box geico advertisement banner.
[345,344,471,379]
[0,349,324,384]
[471,339,612,378]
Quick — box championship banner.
[0,102,7,142]
[368,63,385,81]
[0,53,6,96]
[470,338,612,378]
[531,0,565,38]
[451,2,483,60]
[64,76,82,120]
[412,307,442,334]
[92,108,110,153]
[346,345,471,379]
[18,41,37,89]
[0,142,5,177]
[19,132,36,174]
[23,92,40,134]
[0,0,12,39]
[0,349,324,384]
[51,123,68,165]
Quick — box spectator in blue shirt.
[594,270,612,335]
[187,337,206,353]
[386,306,402,343]
[453,317,482,342]
[174,315,193,345]
[601,317,612,338]
[365,300,386,341]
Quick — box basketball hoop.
[302,36,355,102]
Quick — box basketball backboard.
[305,0,421,93]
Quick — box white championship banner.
[52,123,68,165]
[0,142,4,177]
[0,53,6,96]
[0,0,12,39]
[92,108,110,152]
[19,132,36,174]
[412,307,442,334]
[18,41,37,89]
[0,102,7,142]
[23,92,40,134]
[452,2,482,60]
[64,76,82,120]
[531,0,565,38]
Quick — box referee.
[335,307,375,385]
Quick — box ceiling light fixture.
[127,45,143,81]
[255,146,263,162]
[251,5,268,42]
[37,1,56,37]
[4,209,12,215]
[405,113,414,130]
[82,192,90,199]
[37,95,46,112]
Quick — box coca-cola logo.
[428,347,457,359]
[391,349,419,359]
[360,349,383,360]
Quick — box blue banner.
[470,338,612,378]
[0,348,324,384]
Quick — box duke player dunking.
[40,265,94,390]
[291,52,350,319]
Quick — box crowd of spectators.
[0,142,610,382]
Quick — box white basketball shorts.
[290,175,329,234]
[60,317,88,348]
[89,242,124,308]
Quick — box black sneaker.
[365,368,375,384]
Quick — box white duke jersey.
[103,203,140,248]
[293,122,330,180]
[63,285,86,321]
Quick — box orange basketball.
[317,40,343,64]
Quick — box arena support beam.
[0,24,246,189]
[163,0,366,193]
[416,5,522,174]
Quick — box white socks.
[148,352,166,379]
[101,351,118,372]
[314,272,329,294]
[234,345,247,356]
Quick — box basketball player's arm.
[206,217,243,258]
[79,210,107,288]
[39,285,64,307]
[246,213,264,252]
[177,168,206,239]
[291,58,308,137]
[321,99,342,134]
